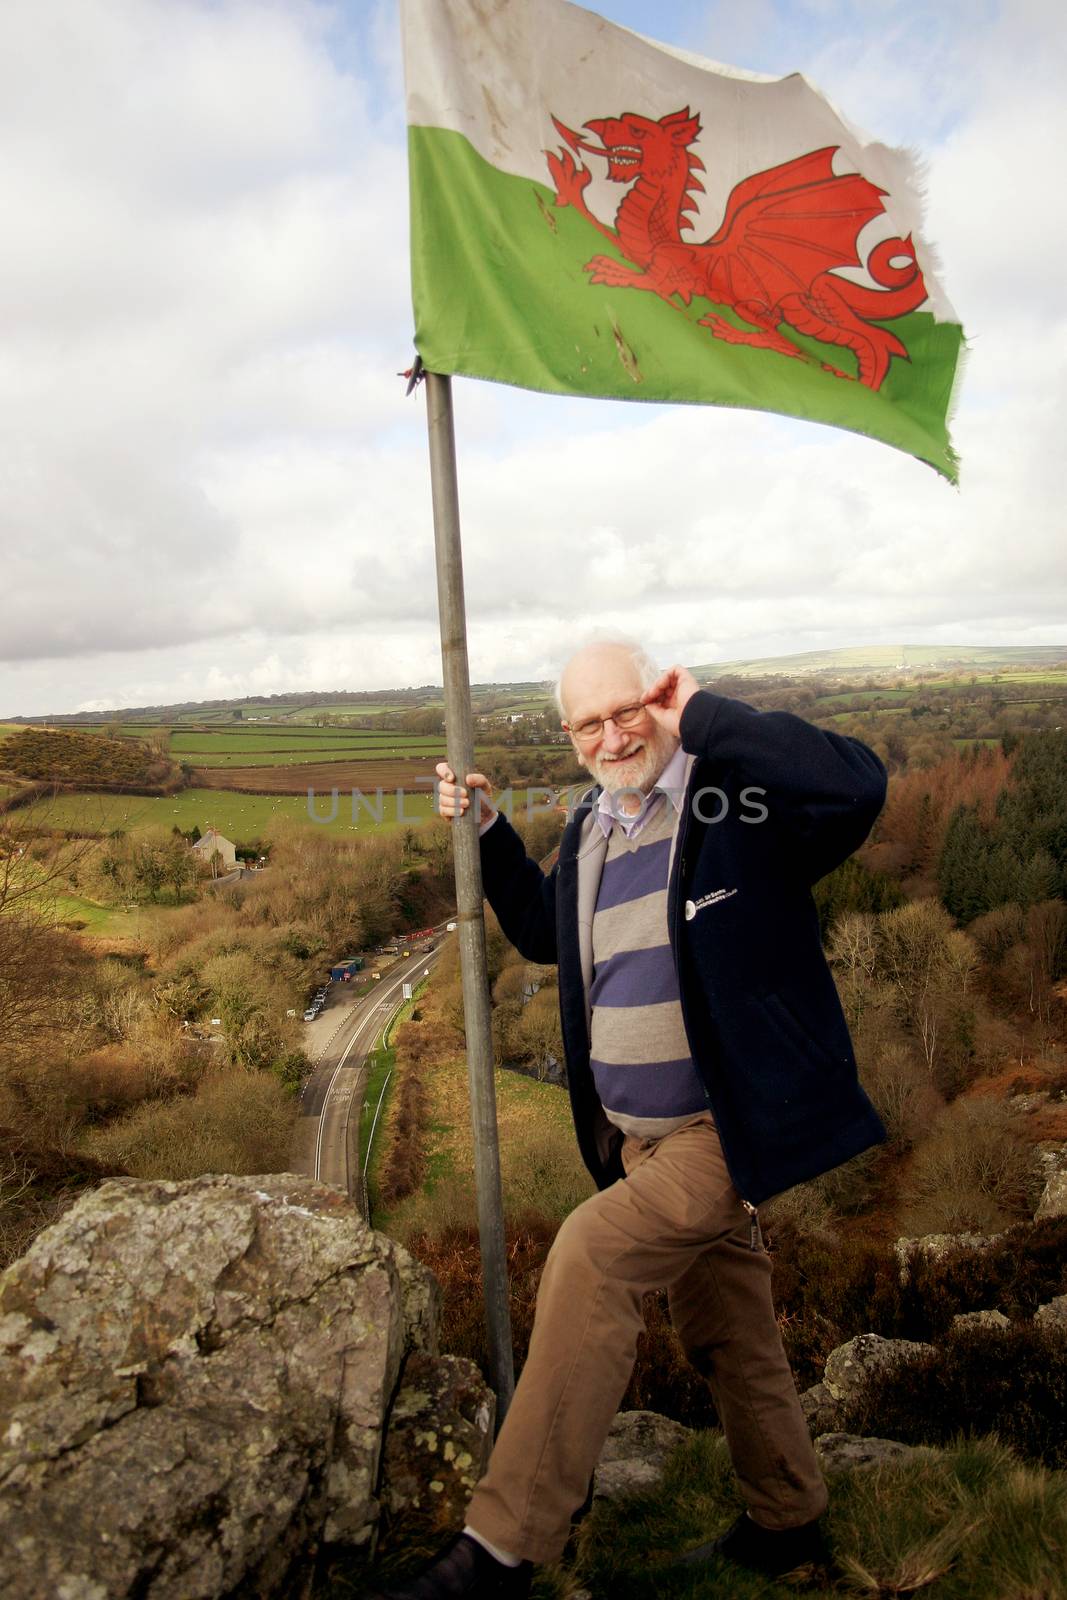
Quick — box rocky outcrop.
[1036,1143,1067,1179]
[0,1171,489,1600]
[800,1334,937,1439]
[1035,1172,1067,1221]
[822,1334,936,1405]
[593,1410,692,1502]
[1034,1293,1067,1332]
[814,1433,922,1472]
[800,1380,843,1436]
[1009,1091,1050,1115]
[379,1353,495,1541]
[951,1309,1010,1332]
[893,1231,1002,1284]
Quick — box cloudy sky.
[3,0,1065,716]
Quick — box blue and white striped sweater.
[589,800,709,1138]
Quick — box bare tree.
[874,900,978,1086]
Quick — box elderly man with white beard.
[373,639,887,1599]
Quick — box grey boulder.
[893,1232,1001,1285]
[951,1309,1010,1332]
[1035,1173,1067,1221]
[822,1334,935,1404]
[1034,1294,1067,1332]
[379,1352,495,1542]
[0,1171,439,1600]
[800,1381,842,1436]
[814,1433,922,1472]
[593,1410,693,1502]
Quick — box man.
[377,640,887,1599]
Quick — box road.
[288,948,441,1209]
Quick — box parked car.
[303,1009,317,1022]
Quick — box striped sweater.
[589,797,709,1138]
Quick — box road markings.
[311,957,437,1188]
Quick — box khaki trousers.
[465,1114,827,1564]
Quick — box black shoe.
[369,1533,534,1599]
[678,1511,828,1580]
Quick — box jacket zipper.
[672,791,761,1251]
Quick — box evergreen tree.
[813,855,905,941]
[938,806,989,923]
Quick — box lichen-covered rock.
[1036,1143,1067,1179]
[814,1433,921,1472]
[392,1241,442,1358]
[822,1334,935,1404]
[800,1381,842,1436]
[1034,1294,1067,1332]
[379,1353,494,1540]
[593,1410,692,1502]
[1035,1173,1067,1221]
[893,1232,1002,1285]
[1009,1091,1049,1115]
[951,1309,1010,1332]
[0,1171,440,1600]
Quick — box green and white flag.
[400,0,963,479]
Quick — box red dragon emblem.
[545,108,928,390]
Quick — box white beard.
[589,726,678,799]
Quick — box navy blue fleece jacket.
[479,689,888,1206]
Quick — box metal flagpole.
[423,367,516,1419]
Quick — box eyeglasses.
[566,702,646,742]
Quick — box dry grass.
[376,1025,433,1209]
[335,1435,1067,1600]
[380,1048,591,1244]
[79,1067,297,1179]
[895,1098,1038,1235]
[0,1126,128,1269]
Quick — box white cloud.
[1,0,1065,716]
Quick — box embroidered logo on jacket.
[684,888,738,920]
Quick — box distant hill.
[2,682,554,726]
[695,644,1067,679]
[5,647,1067,724]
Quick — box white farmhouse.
[191,828,237,870]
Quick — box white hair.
[553,636,660,720]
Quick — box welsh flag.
[400,0,964,480]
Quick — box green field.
[50,894,125,933]
[815,688,913,709]
[922,671,1067,688]
[828,705,911,721]
[169,731,444,751]
[60,725,447,753]
[323,701,428,714]
[206,700,428,724]
[18,786,442,839]
[4,726,449,770]
[484,698,553,715]
[19,783,552,841]
[16,701,429,731]
[177,747,442,769]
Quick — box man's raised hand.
[435,761,497,826]
[641,665,700,738]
